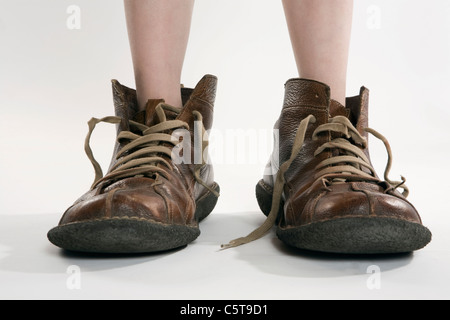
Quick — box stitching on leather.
[258,180,274,194]
[281,214,421,229]
[59,215,179,228]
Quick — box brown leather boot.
[224,78,431,254]
[48,75,220,253]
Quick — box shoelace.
[84,103,219,197]
[221,115,408,249]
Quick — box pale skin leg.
[124,0,195,110]
[282,0,354,106]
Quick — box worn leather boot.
[224,78,431,254]
[48,75,220,253]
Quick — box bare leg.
[282,0,353,105]
[124,0,195,110]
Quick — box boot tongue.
[329,99,351,119]
[144,99,166,126]
[132,99,169,126]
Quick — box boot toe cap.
[58,183,193,227]
[285,182,423,227]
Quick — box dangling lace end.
[220,207,278,250]
[220,238,248,250]
[393,175,409,198]
[85,116,122,190]
[220,183,282,250]
[220,214,278,250]
[220,115,316,251]
[220,217,276,250]
[365,127,410,198]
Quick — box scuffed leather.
[265,78,423,230]
[58,75,218,227]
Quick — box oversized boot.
[48,75,220,253]
[225,78,431,254]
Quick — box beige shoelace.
[221,115,408,249]
[84,103,219,198]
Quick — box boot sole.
[256,179,432,254]
[47,184,220,254]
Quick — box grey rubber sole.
[47,184,220,254]
[256,179,432,254]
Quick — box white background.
[0,0,449,300]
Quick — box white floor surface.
[0,211,448,300]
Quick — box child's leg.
[124,0,195,110]
[282,0,353,105]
